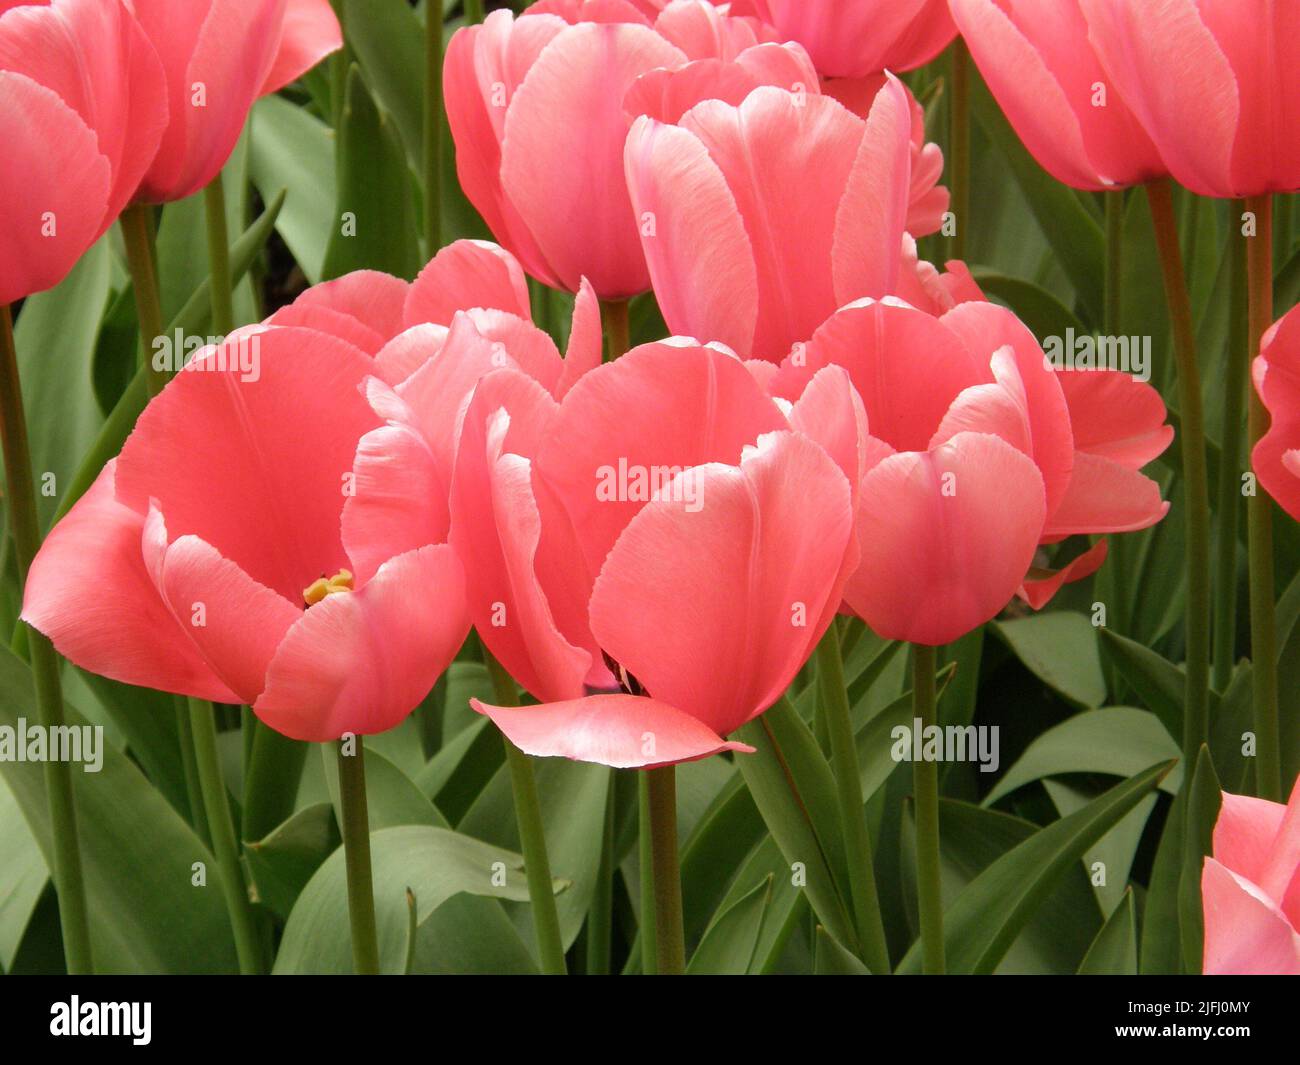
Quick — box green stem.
[1214,200,1250,691]
[814,628,890,973]
[464,0,485,24]
[0,304,94,974]
[638,771,658,975]
[119,203,169,397]
[645,765,685,975]
[912,643,944,975]
[586,771,616,974]
[1245,194,1281,802]
[336,736,380,974]
[601,299,630,362]
[188,698,262,973]
[174,695,211,847]
[1146,180,1211,772]
[485,652,567,974]
[423,1,443,257]
[203,172,234,336]
[948,38,970,262]
[1098,191,1128,681]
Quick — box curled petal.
[1017,538,1108,611]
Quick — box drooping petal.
[845,432,1047,646]
[624,115,758,355]
[1201,859,1300,975]
[1017,538,1108,610]
[472,694,754,769]
[403,239,532,328]
[255,544,469,741]
[1056,366,1174,467]
[21,462,239,704]
[1041,451,1169,537]
[589,430,853,737]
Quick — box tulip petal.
[404,239,532,327]
[845,432,1047,646]
[21,462,238,704]
[556,276,602,398]
[1201,859,1300,975]
[589,430,853,737]
[1214,790,1287,885]
[255,545,469,741]
[373,324,448,386]
[275,269,410,347]
[1017,538,1109,611]
[261,0,342,94]
[1056,367,1174,468]
[1252,309,1300,522]
[472,694,754,769]
[624,115,758,355]
[1042,451,1169,537]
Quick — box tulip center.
[602,649,648,697]
[303,568,354,606]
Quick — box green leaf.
[1140,788,1186,974]
[273,824,546,974]
[968,268,1086,344]
[814,926,870,974]
[1078,890,1138,974]
[416,716,505,823]
[687,875,772,975]
[994,612,1107,708]
[244,802,340,923]
[0,646,237,972]
[1179,745,1221,974]
[321,64,422,280]
[970,76,1103,322]
[897,760,1173,974]
[0,776,46,972]
[1098,628,1193,742]
[984,707,1181,806]
[342,0,424,171]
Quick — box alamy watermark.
[595,458,705,512]
[1042,328,1150,382]
[891,718,1000,774]
[151,328,261,382]
[0,717,103,773]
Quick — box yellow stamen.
[303,568,354,606]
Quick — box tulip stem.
[1097,191,1128,688]
[174,695,211,847]
[948,38,971,262]
[911,643,944,974]
[0,303,94,975]
[601,299,630,362]
[586,771,616,974]
[814,628,890,973]
[464,0,485,24]
[1146,179,1211,773]
[188,698,262,973]
[645,765,685,974]
[120,203,170,398]
[1245,194,1281,802]
[203,173,235,336]
[423,0,443,257]
[336,736,380,974]
[1213,201,1250,692]
[638,771,658,975]
[485,652,567,974]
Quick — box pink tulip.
[731,0,957,77]
[0,0,166,305]
[948,0,1165,190]
[1202,776,1300,974]
[766,298,1170,645]
[625,77,915,361]
[131,0,341,203]
[1252,305,1300,522]
[455,342,860,767]
[22,327,467,742]
[1080,0,1300,197]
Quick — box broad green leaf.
[814,925,870,974]
[342,0,424,171]
[1179,745,1221,974]
[1098,628,1193,742]
[969,268,1085,344]
[0,776,46,971]
[321,744,445,832]
[984,707,1181,806]
[1078,890,1138,974]
[679,774,766,944]
[244,802,340,923]
[1140,787,1186,974]
[416,716,505,822]
[273,824,546,974]
[897,760,1173,974]
[994,612,1107,708]
[0,646,237,972]
[687,875,772,975]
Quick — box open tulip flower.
[1079,0,1300,197]
[625,76,916,361]
[731,0,956,78]
[0,0,166,305]
[949,0,1166,190]
[765,298,1171,645]
[450,341,861,767]
[130,0,341,203]
[21,327,468,742]
[1252,304,1300,521]
[1202,777,1300,974]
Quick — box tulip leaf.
[968,268,1085,344]
[993,612,1107,708]
[1178,745,1221,974]
[1098,628,1193,742]
[273,824,551,974]
[243,801,340,924]
[1077,889,1138,974]
[341,0,424,172]
[984,707,1182,806]
[814,925,870,974]
[679,774,766,944]
[897,760,1173,974]
[417,716,506,823]
[687,874,772,975]
[0,776,47,972]
[1139,786,1186,974]
[0,646,238,972]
